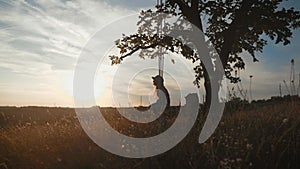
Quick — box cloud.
[0,0,136,73]
[0,0,138,106]
[103,0,156,10]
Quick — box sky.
[0,0,300,107]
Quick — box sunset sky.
[0,0,300,107]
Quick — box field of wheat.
[0,100,299,169]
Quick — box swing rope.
[157,0,164,77]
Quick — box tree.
[109,0,300,111]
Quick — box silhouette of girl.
[150,75,170,114]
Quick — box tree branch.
[171,0,202,31]
[191,0,199,11]
[120,42,159,60]
[171,0,190,13]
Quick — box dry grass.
[0,101,299,169]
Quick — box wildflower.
[282,118,288,124]
[236,158,242,162]
[246,143,253,150]
[56,157,62,162]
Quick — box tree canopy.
[109,0,300,105]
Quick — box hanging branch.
[120,42,159,60]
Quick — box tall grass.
[0,101,299,169]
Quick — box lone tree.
[110,0,300,110]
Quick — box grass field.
[0,100,299,169]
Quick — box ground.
[0,100,299,169]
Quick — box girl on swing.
[149,75,170,114]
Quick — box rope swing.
[157,0,164,78]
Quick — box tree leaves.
[108,0,300,85]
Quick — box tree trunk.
[170,0,223,146]
[184,9,218,113]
